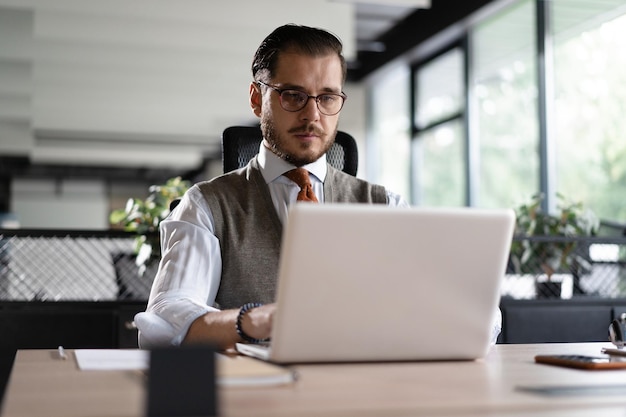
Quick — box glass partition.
[412,47,465,206]
[412,120,464,206]
[471,0,538,208]
[552,0,626,221]
[368,65,411,200]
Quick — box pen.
[601,347,626,357]
[58,345,67,360]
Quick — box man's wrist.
[235,302,269,343]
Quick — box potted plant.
[109,176,190,298]
[510,193,599,298]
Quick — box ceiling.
[352,1,428,56]
[0,0,497,179]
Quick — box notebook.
[236,203,515,364]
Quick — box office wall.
[11,178,126,229]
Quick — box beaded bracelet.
[235,302,269,343]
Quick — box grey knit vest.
[197,156,387,309]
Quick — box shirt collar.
[258,140,327,184]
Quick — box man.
[135,24,497,349]
[135,24,408,349]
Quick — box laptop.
[236,203,515,364]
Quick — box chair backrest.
[222,126,359,176]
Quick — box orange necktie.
[284,168,318,202]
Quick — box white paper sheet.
[72,349,296,386]
[74,349,149,371]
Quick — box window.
[367,0,626,224]
[368,66,411,199]
[412,47,465,206]
[552,0,626,221]
[471,0,538,208]
[412,120,464,206]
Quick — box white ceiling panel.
[0,1,355,168]
[0,0,434,169]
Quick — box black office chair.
[221,126,359,176]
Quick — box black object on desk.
[0,348,16,408]
[147,345,217,417]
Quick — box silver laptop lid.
[268,204,515,363]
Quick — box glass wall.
[471,0,538,209]
[368,65,411,200]
[552,0,626,221]
[412,120,464,206]
[412,47,465,206]
[370,0,626,223]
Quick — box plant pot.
[535,281,562,299]
[112,252,159,300]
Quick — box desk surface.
[3,343,626,417]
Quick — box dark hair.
[252,24,347,83]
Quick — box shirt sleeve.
[386,190,410,207]
[135,186,222,348]
[491,307,503,345]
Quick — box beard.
[261,114,336,167]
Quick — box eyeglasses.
[609,313,626,348]
[256,80,347,116]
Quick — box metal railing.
[2,229,626,301]
[503,235,626,299]
[0,229,156,301]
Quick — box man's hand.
[240,303,276,341]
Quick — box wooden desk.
[3,343,626,417]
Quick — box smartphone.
[535,354,626,370]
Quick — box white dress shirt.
[136,143,409,347]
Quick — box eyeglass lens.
[609,313,626,348]
[280,90,344,115]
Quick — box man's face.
[250,51,344,166]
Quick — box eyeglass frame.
[255,80,347,116]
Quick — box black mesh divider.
[0,230,154,301]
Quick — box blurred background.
[1,0,626,232]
